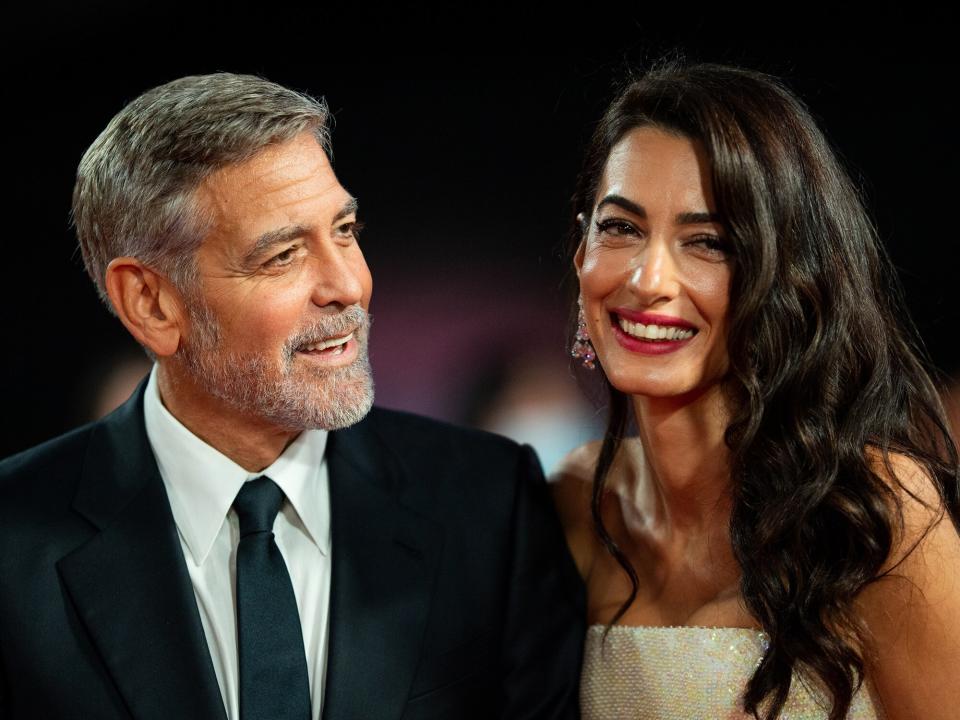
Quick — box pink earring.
[571,301,597,370]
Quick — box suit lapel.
[57,384,227,720]
[322,416,443,720]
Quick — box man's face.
[179,131,374,431]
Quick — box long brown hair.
[571,61,960,720]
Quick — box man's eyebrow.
[243,225,311,265]
[242,197,360,265]
[333,197,359,224]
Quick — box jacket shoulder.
[0,423,96,509]
[364,406,524,462]
[359,407,544,522]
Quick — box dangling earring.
[571,300,597,370]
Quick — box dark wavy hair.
[571,61,960,720]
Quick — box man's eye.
[266,247,298,267]
[336,220,364,239]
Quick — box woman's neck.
[626,385,733,535]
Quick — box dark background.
[4,2,957,460]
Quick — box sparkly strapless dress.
[580,625,880,719]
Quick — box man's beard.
[179,301,374,431]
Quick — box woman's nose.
[627,240,680,304]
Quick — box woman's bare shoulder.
[548,441,603,579]
[856,449,960,719]
[549,441,601,525]
[551,440,602,483]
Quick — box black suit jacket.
[0,383,585,719]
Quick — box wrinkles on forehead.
[192,132,354,269]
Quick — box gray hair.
[73,72,331,308]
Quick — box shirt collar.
[260,423,330,556]
[142,365,330,566]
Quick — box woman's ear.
[104,257,186,357]
[573,212,590,277]
[574,231,587,279]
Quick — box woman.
[552,62,960,720]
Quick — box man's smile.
[294,331,359,366]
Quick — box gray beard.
[179,302,374,431]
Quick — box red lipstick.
[613,308,697,329]
[610,309,697,355]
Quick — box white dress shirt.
[143,367,331,720]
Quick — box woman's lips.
[613,308,697,329]
[610,311,697,355]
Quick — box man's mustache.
[285,305,371,355]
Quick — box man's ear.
[104,257,185,357]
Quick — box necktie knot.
[234,476,285,537]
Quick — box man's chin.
[178,349,374,433]
[255,368,375,432]
[298,377,375,431]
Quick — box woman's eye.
[688,234,732,256]
[595,218,637,237]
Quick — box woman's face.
[575,126,733,400]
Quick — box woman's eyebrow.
[596,194,646,218]
[676,211,722,225]
[597,196,720,225]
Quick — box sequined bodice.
[581,625,879,719]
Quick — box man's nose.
[626,239,680,304]
[309,244,367,309]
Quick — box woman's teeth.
[617,317,695,341]
[301,332,354,353]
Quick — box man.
[0,73,584,719]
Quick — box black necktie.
[234,476,311,720]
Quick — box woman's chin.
[606,374,723,405]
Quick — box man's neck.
[156,361,299,472]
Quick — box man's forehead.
[202,132,335,197]
[190,132,355,259]
[198,135,350,218]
